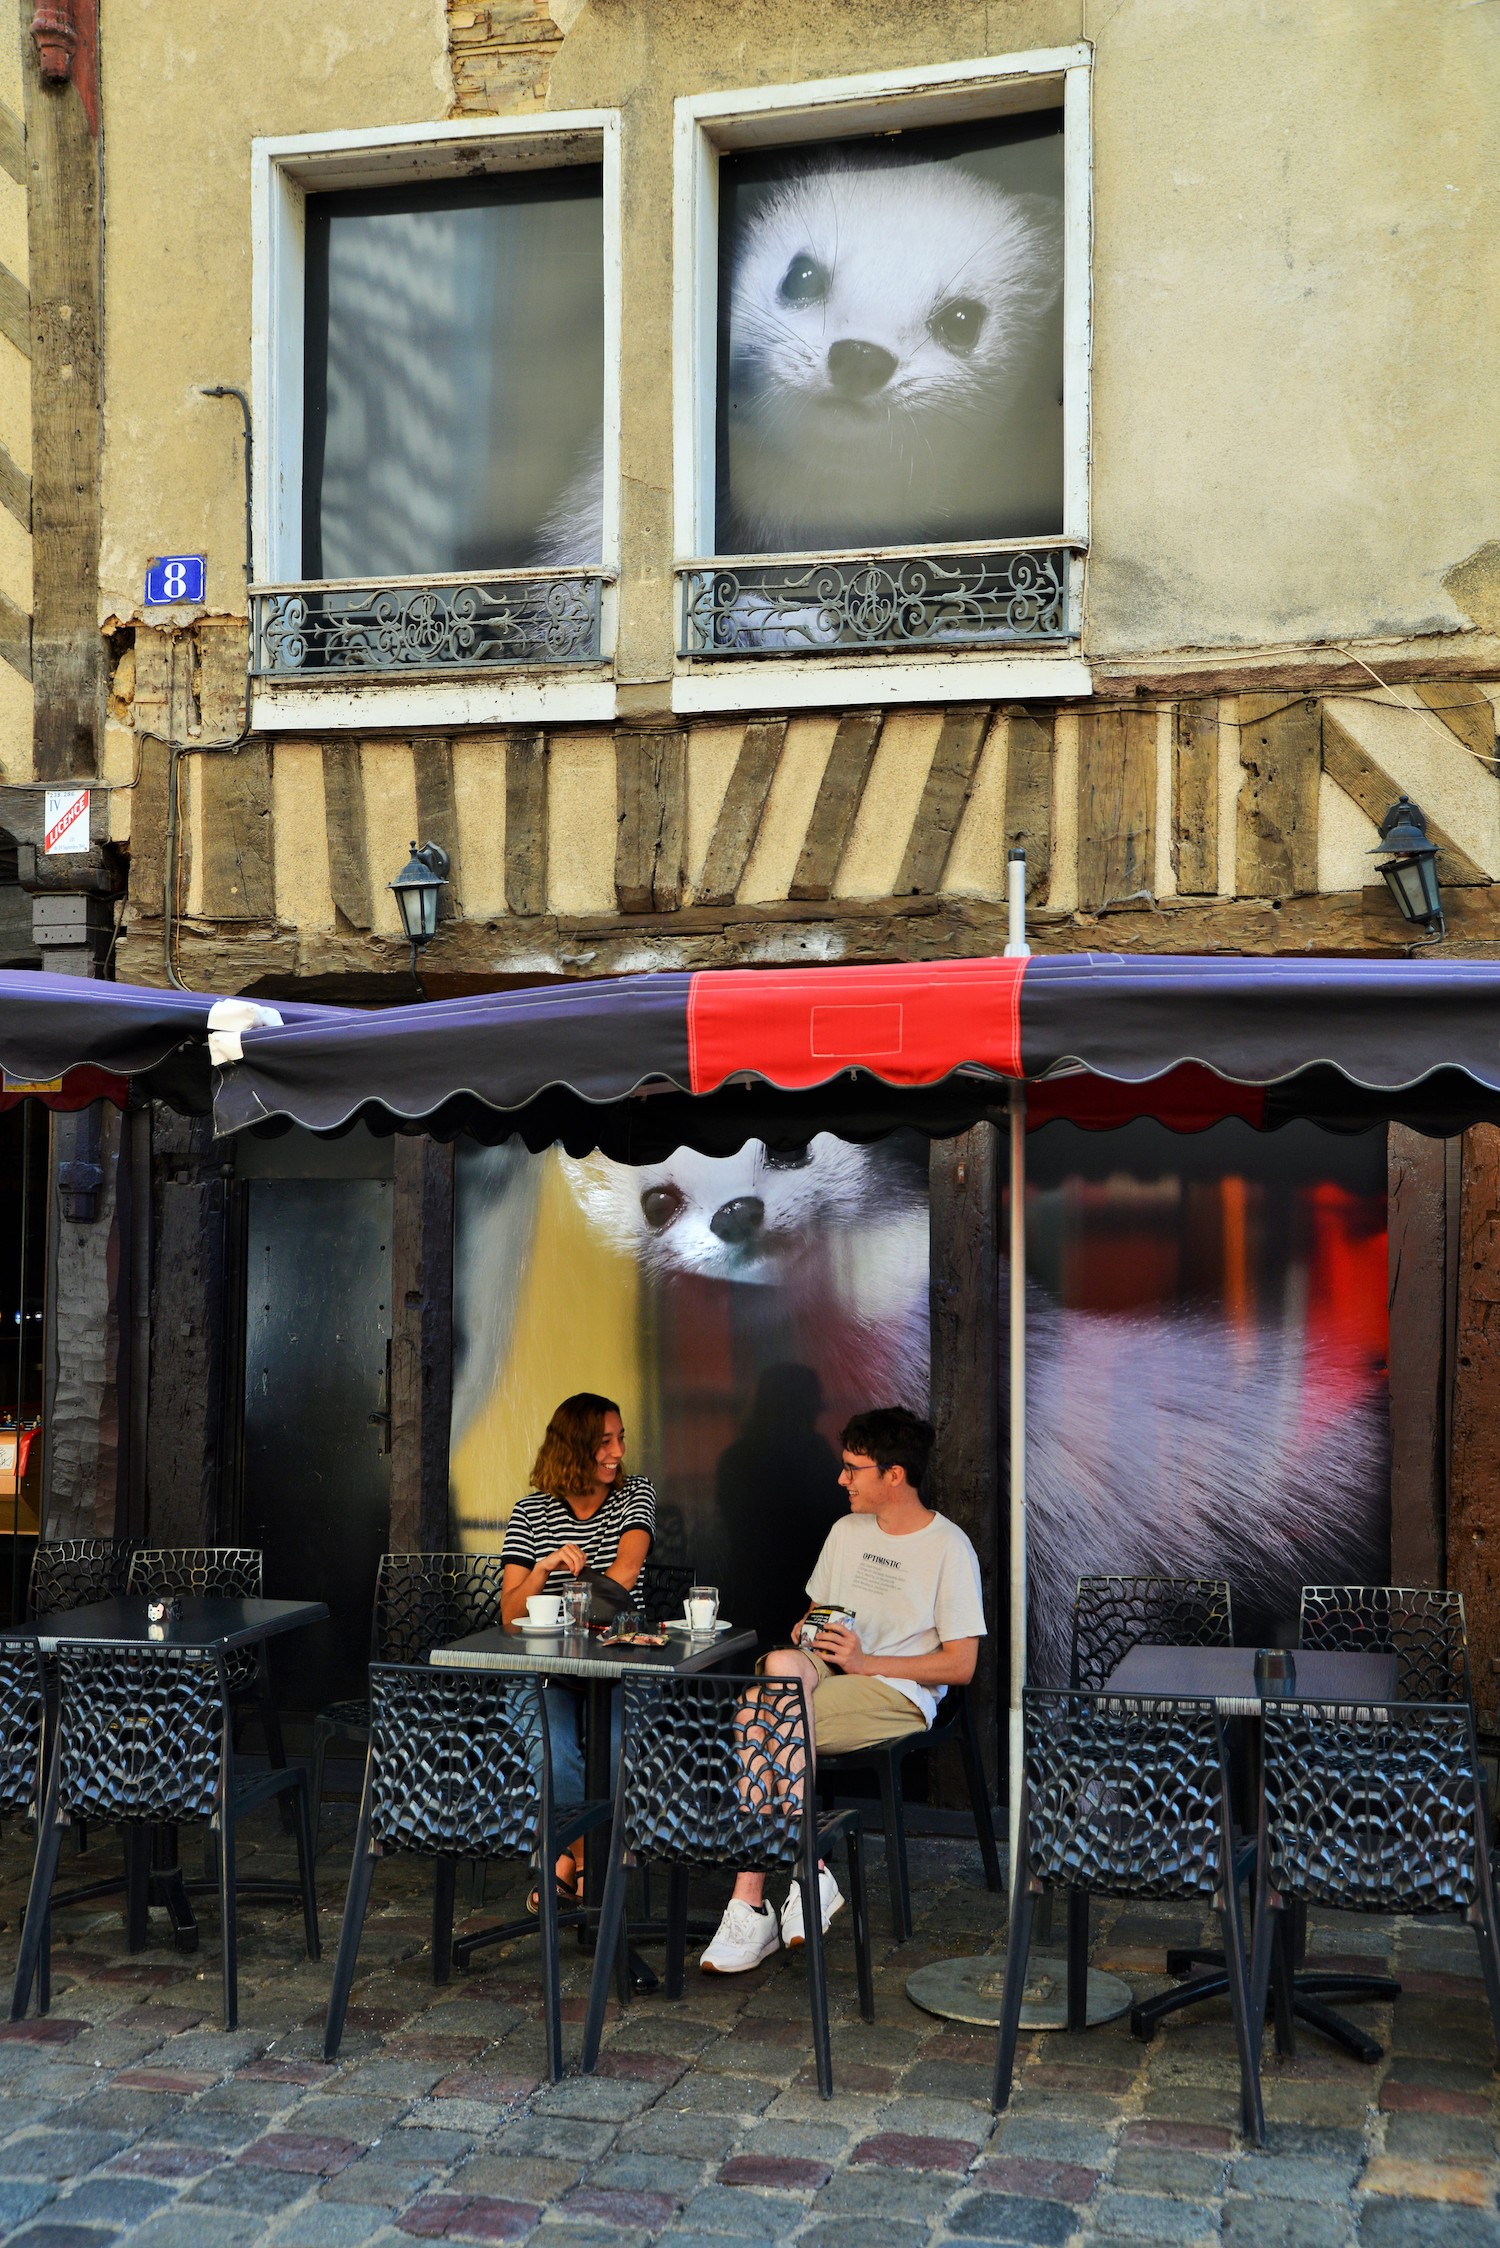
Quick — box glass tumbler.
[561,1580,590,1634]
[685,1584,720,1634]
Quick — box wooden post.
[1450,1124,1500,1732]
[1387,1125,1447,1589]
[143,1112,230,1544]
[388,1137,454,1553]
[927,1124,1000,1811]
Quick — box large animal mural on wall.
[450,1122,1389,1668]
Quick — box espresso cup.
[526,1593,564,1626]
[685,1585,719,1633]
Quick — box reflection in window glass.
[303,170,604,581]
[715,114,1065,557]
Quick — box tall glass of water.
[686,1585,719,1634]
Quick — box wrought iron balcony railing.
[677,540,1081,660]
[251,569,607,679]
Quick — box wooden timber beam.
[1321,704,1488,885]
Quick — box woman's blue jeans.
[542,1684,621,1808]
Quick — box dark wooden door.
[241,1178,392,1714]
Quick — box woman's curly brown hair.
[530,1392,623,1502]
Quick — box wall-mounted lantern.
[389,841,450,994]
[1372,797,1443,940]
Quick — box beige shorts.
[761,1649,927,1754]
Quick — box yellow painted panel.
[271,740,335,931]
[738,714,835,903]
[0,655,30,782]
[684,721,742,898]
[450,1153,645,1545]
[1318,765,1379,893]
[451,733,507,921]
[0,338,28,473]
[548,728,615,914]
[361,739,420,936]
[836,708,941,899]
[1325,693,1500,879]
[0,180,24,289]
[943,712,1008,900]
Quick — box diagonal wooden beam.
[0,586,29,680]
[695,716,786,907]
[897,704,992,895]
[0,265,28,359]
[1413,683,1498,767]
[0,105,24,190]
[790,709,882,901]
[1321,704,1487,886]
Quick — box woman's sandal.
[527,1850,580,1915]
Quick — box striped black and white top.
[500,1475,656,1594]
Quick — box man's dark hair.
[840,1407,935,1493]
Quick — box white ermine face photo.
[718,121,1065,554]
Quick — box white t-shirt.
[805,1509,987,1727]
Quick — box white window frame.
[250,111,623,732]
[671,48,1093,713]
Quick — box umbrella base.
[906,1951,1132,2028]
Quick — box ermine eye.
[640,1185,685,1231]
[929,297,987,352]
[778,253,830,306]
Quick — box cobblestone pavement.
[0,1801,1494,2248]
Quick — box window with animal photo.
[449,1134,930,1649]
[1019,1119,1390,1686]
[302,169,604,581]
[714,113,1065,556]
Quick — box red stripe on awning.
[686,959,1026,1094]
[1027,1064,1268,1134]
[0,1064,128,1114]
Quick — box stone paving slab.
[0,1818,1491,2245]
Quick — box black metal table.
[431,1620,757,1979]
[1105,1643,1401,2059]
[14,1594,329,1951]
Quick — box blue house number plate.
[144,554,205,605]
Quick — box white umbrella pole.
[1004,852,1030,1884]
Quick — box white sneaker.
[780,1867,844,1949]
[700,1899,781,1974]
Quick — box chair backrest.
[373,1553,507,1666]
[616,1674,811,1871]
[634,1560,696,1625]
[365,1662,547,1860]
[0,1638,46,1820]
[1022,1688,1229,1900]
[127,1546,264,1601]
[51,1642,227,1826]
[1071,1576,1233,1691]
[29,1539,135,1619]
[1298,1585,1468,1703]
[1260,1697,1482,1916]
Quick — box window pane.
[715,115,1064,556]
[303,170,604,580]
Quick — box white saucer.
[517,1618,565,1634]
[662,1618,733,1637]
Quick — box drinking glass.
[561,1580,590,1634]
[685,1584,720,1633]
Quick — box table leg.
[581,1677,657,1994]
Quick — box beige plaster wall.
[95,0,1500,683]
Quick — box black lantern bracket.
[390,841,451,997]
[1372,797,1445,949]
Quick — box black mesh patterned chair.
[9,1641,318,2031]
[1298,1586,1469,1703]
[817,1683,1001,1940]
[1071,1576,1234,1693]
[1252,1697,1500,2065]
[126,1547,285,1756]
[28,1540,136,1618]
[311,1552,508,1841]
[634,1560,696,1627]
[581,1674,874,2098]
[323,1663,609,2081]
[994,1689,1262,2144]
[0,1641,46,2000]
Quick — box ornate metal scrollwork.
[252,574,604,678]
[678,544,1074,657]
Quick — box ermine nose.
[827,338,897,398]
[710,1196,764,1245]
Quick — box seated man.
[701,1405,986,1973]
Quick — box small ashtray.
[145,1596,180,1628]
